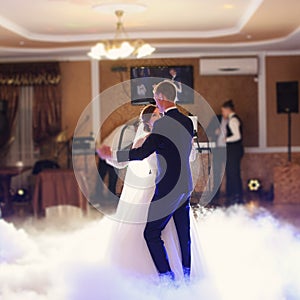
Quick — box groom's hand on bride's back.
[97,145,112,159]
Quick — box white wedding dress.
[105,125,206,281]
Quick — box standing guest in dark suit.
[98,80,194,281]
[221,100,244,205]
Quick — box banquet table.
[32,169,87,217]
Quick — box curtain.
[0,85,19,154]
[7,87,35,164]
[33,84,62,144]
[6,87,35,189]
[0,62,62,146]
[0,62,60,86]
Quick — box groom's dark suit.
[117,107,194,276]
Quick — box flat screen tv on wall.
[130,65,194,105]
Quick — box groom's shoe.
[159,271,175,282]
[159,271,179,288]
[183,267,191,283]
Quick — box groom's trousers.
[143,193,191,275]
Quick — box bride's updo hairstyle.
[140,104,157,132]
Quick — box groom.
[98,80,194,281]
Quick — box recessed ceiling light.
[246,34,252,39]
[223,4,234,9]
[93,2,147,14]
[19,41,25,46]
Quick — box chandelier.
[88,10,155,60]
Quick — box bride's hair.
[140,104,157,132]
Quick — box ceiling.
[0,0,299,60]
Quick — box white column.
[91,59,100,138]
[258,53,267,149]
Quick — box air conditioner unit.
[200,57,258,76]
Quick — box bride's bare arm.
[104,134,150,168]
[132,134,150,149]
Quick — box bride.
[103,104,205,282]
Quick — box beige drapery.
[0,62,62,146]
[33,84,62,144]
[0,85,20,151]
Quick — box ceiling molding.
[0,0,264,42]
[236,0,264,32]
[0,25,299,61]
[0,20,299,62]
[154,27,300,49]
[1,48,300,64]
[0,45,89,54]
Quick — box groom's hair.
[154,80,177,102]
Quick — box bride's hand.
[97,145,112,159]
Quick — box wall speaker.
[276,81,299,114]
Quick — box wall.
[99,58,258,146]
[58,55,300,194]
[242,152,300,191]
[266,56,300,146]
[60,61,92,137]
[59,56,300,148]
[196,74,258,147]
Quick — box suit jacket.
[117,108,194,201]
